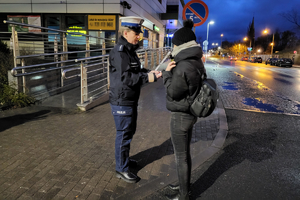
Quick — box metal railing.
[62,47,172,108]
[3,20,115,98]
[3,20,172,110]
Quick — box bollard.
[145,51,148,69]
[151,50,154,69]
[86,36,90,58]
[80,61,88,104]
[21,59,26,93]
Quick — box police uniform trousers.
[110,104,138,172]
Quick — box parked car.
[270,58,279,65]
[241,57,248,61]
[230,56,237,61]
[250,56,262,63]
[265,58,274,65]
[276,58,293,67]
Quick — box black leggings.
[170,112,197,196]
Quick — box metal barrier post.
[21,59,26,93]
[156,49,159,66]
[63,33,68,61]
[11,26,20,68]
[80,61,88,104]
[86,36,90,58]
[10,26,21,91]
[54,35,58,64]
[151,50,154,69]
[161,49,163,63]
[102,42,106,64]
[60,33,68,87]
[107,59,110,90]
[60,54,64,87]
[144,51,148,69]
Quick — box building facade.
[0,0,181,49]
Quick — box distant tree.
[255,35,269,53]
[278,30,298,50]
[280,9,300,32]
[255,30,280,53]
[247,17,255,48]
[228,43,247,56]
[221,40,233,49]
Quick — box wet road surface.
[206,58,300,115]
[209,57,300,104]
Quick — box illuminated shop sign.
[88,15,116,30]
[68,26,83,29]
[67,29,87,37]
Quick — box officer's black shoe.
[165,192,189,200]
[168,184,180,191]
[129,159,138,168]
[116,170,138,183]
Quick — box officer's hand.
[155,71,162,79]
[166,61,176,71]
[151,70,162,79]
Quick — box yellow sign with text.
[88,15,116,30]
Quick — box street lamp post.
[244,37,251,56]
[263,30,275,57]
[271,33,274,57]
[206,21,214,54]
[220,34,223,49]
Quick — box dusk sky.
[183,0,300,46]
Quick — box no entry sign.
[183,0,209,27]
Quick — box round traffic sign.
[183,0,209,27]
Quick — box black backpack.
[189,69,219,118]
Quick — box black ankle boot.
[168,183,191,192]
[165,192,189,200]
[168,184,180,191]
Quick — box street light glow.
[221,34,223,37]
[244,37,247,41]
[206,20,215,57]
[263,29,275,56]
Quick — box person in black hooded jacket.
[162,19,206,200]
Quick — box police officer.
[109,16,162,183]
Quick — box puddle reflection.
[222,82,238,90]
[243,98,284,113]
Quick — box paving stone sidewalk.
[0,76,227,200]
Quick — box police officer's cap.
[120,16,144,33]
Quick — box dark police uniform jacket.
[109,36,157,106]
